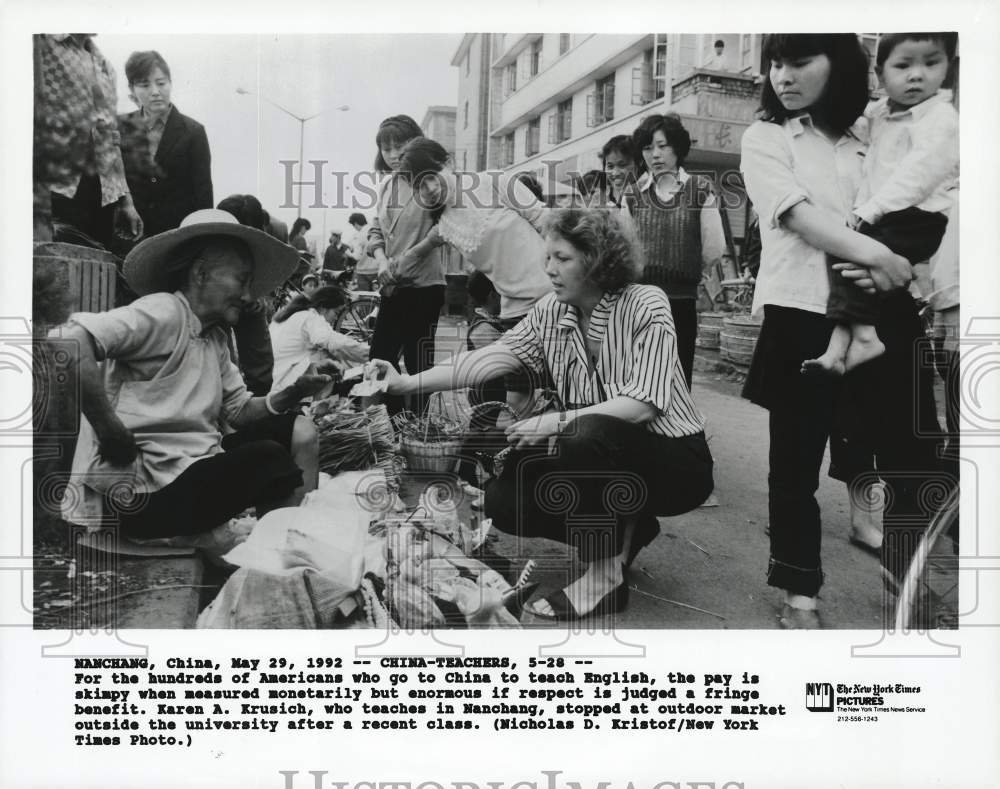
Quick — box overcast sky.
[97,34,461,248]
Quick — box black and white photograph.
[2,2,999,787]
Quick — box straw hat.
[123,209,299,298]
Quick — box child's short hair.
[876,33,958,68]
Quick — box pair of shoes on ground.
[525,582,630,622]
[524,515,659,621]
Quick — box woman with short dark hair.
[118,50,213,238]
[599,135,638,206]
[625,113,727,388]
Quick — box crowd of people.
[35,32,959,628]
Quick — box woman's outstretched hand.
[504,411,562,450]
[366,359,409,395]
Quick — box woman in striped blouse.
[370,208,714,621]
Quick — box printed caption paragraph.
[71,655,781,746]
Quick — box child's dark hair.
[875,32,958,68]
[290,218,311,238]
[347,212,367,227]
[124,50,171,86]
[759,34,870,134]
[631,113,692,172]
[272,285,349,324]
[374,115,424,173]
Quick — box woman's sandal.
[525,583,630,622]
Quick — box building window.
[464,101,469,129]
[633,48,664,105]
[501,133,515,167]
[504,62,518,96]
[548,99,572,144]
[530,39,542,77]
[559,34,571,55]
[465,52,471,77]
[740,34,752,70]
[588,73,615,126]
[526,117,540,157]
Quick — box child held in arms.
[804,32,959,375]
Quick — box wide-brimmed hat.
[123,209,299,298]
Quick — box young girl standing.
[366,116,447,414]
[740,34,940,628]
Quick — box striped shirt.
[498,285,706,437]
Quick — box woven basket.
[400,434,463,474]
[396,392,466,474]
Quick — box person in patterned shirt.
[33,34,143,248]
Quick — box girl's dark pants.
[370,285,446,415]
[743,292,943,597]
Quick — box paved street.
[429,317,888,630]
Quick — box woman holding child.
[740,33,948,628]
[369,208,714,621]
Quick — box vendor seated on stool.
[59,209,335,538]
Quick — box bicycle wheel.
[335,297,379,343]
[894,485,959,631]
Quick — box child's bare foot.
[801,351,846,376]
[843,334,885,372]
[802,324,849,376]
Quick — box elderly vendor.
[60,209,332,537]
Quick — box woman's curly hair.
[543,208,644,291]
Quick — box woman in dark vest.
[625,114,727,388]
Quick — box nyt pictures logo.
[805,682,834,712]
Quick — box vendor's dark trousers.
[668,297,696,389]
[370,285,445,415]
[116,415,302,538]
[754,298,943,597]
[484,415,713,562]
[827,208,948,324]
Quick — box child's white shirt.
[853,90,959,225]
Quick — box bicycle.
[893,483,959,631]
[334,289,380,344]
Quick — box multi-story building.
[452,33,766,247]
[420,106,457,156]
[451,32,960,254]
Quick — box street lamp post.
[236,87,349,218]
